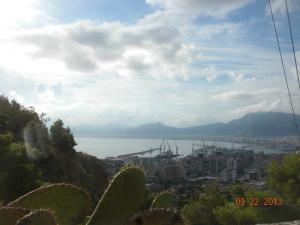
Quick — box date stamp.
[235,197,283,207]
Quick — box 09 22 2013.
[235,197,283,207]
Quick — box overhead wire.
[268,0,300,139]
[285,0,300,90]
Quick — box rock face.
[257,221,300,225]
[37,151,109,206]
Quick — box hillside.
[126,112,300,138]
[36,151,109,206]
[0,95,109,205]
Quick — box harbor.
[103,138,297,184]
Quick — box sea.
[74,137,284,159]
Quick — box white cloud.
[0,0,51,29]
[212,91,256,101]
[193,23,242,40]
[230,89,300,118]
[289,51,300,82]
[8,91,25,104]
[266,0,300,15]
[2,0,300,128]
[12,21,196,80]
[232,99,283,116]
[145,0,254,18]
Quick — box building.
[227,158,237,169]
[221,158,237,182]
[159,164,186,180]
[221,168,237,182]
[244,168,261,180]
[103,158,125,177]
[208,154,227,176]
[122,156,140,166]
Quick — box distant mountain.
[126,112,300,138]
[72,125,129,137]
[126,122,182,136]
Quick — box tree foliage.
[50,119,77,153]
[0,95,50,152]
[0,95,78,203]
[181,183,226,225]
[0,96,41,141]
[214,190,300,225]
[0,133,41,203]
[181,151,300,225]
[214,204,261,225]
[228,182,246,198]
[267,154,300,206]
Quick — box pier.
[117,147,161,158]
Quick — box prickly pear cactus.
[86,166,146,225]
[8,183,91,225]
[15,209,57,225]
[0,207,30,225]
[127,209,183,225]
[151,192,176,209]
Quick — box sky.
[1,0,300,128]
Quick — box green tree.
[23,121,50,159]
[267,154,300,206]
[181,183,226,225]
[230,183,244,196]
[0,96,40,141]
[0,95,50,150]
[214,204,262,225]
[0,133,41,203]
[228,182,246,200]
[214,190,300,225]
[50,119,76,153]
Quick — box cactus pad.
[86,166,146,225]
[15,209,57,225]
[8,183,91,225]
[0,207,30,225]
[151,192,176,209]
[127,209,183,225]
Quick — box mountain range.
[73,112,300,138]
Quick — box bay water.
[75,137,283,159]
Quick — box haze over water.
[75,137,283,159]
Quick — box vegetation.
[1,152,300,225]
[50,119,76,154]
[1,166,182,225]
[214,204,262,225]
[8,184,91,225]
[0,96,42,142]
[228,182,245,198]
[15,209,57,225]
[1,94,300,225]
[182,183,226,225]
[0,207,30,225]
[0,95,108,207]
[181,155,300,225]
[151,191,176,209]
[127,209,183,225]
[86,167,146,225]
[0,132,41,203]
[267,154,300,206]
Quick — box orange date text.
[234,197,283,207]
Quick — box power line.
[285,0,300,90]
[268,0,300,139]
